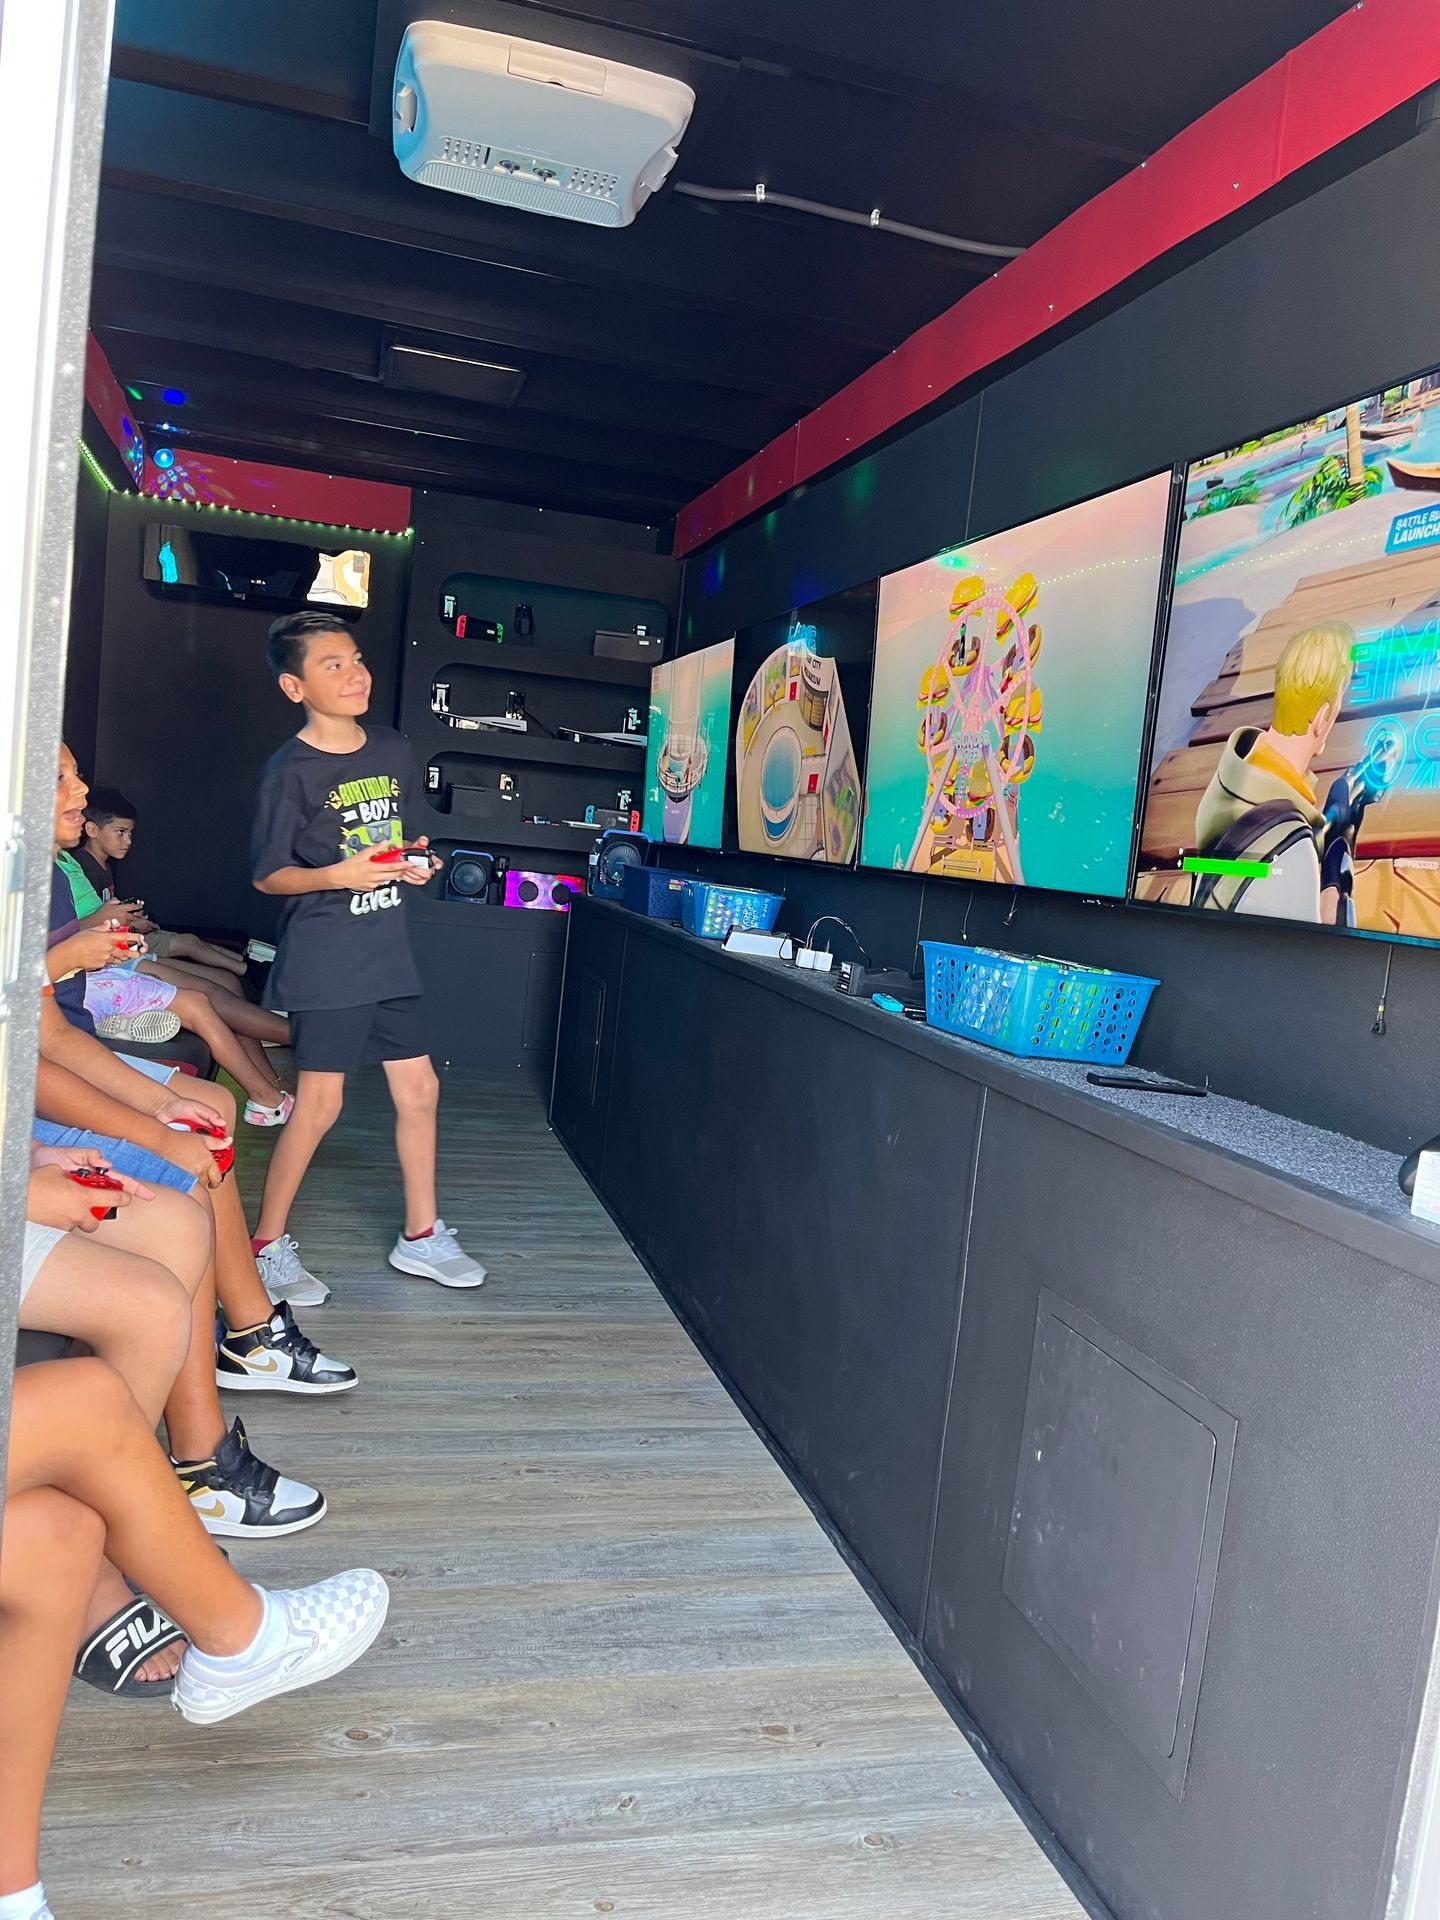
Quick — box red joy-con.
[67,1166,125,1220]
[170,1119,234,1176]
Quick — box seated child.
[51,747,293,1125]
[0,1356,387,1920]
[76,788,247,985]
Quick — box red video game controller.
[168,1118,234,1176]
[372,843,431,869]
[67,1166,125,1220]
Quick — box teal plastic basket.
[920,942,1158,1065]
[680,879,783,941]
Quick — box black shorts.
[289,996,429,1074]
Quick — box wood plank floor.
[44,1069,1084,1920]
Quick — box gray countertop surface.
[585,901,1440,1279]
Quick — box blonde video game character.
[1191,623,1355,921]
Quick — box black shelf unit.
[400,505,680,1076]
[434,817,605,856]
[434,638,651,688]
[423,714,647,775]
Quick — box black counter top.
[579,897,1440,1287]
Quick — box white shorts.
[21,1222,68,1302]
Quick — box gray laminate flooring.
[44,1067,1084,1919]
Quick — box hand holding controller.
[372,842,434,873]
[168,1117,235,1177]
[67,1166,126,1221]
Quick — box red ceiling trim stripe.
[141,446,412,533]
[674,0,1440,557]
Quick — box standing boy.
[250,611,486,1296]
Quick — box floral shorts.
[83,966,177,1021]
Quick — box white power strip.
[722,929,794,960]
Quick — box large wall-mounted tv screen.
[1136,368,1440,939]
[143,522,371,609]
[641,638,734,849]
[731,582,876,864]
[861,473,1171,896]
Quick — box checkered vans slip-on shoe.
[172,1570,389,1725]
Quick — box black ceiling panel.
[95,0,1361,522]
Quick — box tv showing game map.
[1136,365,1440,939]
[732,582,876,864]
[861,474,1171,895]
[641,638,734,849]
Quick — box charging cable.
[804,915,871,964]
[1373,945,1394,1036]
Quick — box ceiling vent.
[383,342,526,407]
[392,22,695,229]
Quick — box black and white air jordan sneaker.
[172,1418,327,1538]
[216,1303,357,1396]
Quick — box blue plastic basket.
[622,865,691,922]
[680,879,783,941]
[920,942,1158,1065]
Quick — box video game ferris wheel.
[907,570,1044,882]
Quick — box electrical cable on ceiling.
[672,180,1025,259]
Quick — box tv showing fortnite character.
[641,638,734,848]
[732,582,876,864]
[1136,365,1440,939]
[861,473,1171,894]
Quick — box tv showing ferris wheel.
[859,473,1172,896]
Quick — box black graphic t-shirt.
[251,726,422,1012]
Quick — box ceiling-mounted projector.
[392,22,695,229]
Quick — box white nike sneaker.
[387,1218,487,1289]
[256,1233,331,1306]
[172,1571,389,1726]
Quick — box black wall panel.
[91,493,408,935]
[682,399,980,649]
[601,935,742,1320]
[674,124,1440,1152]
[924,1093,1440,1920]
[550,903,630,1180]
[591,923,978,1631]
[63,459,112,778]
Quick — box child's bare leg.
[143,954,248,996]
[168,932,246,975]
[144,962,291,1043]
[254,1071,344,1244]
[170,988,287,1109]
[204,1172,279,1329]
[21,1187,211,1682]
[384,1055,440,1237]
[6,1362,264,1657]
[0,1489,104,1899]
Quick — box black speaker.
[589,830,651,900]
[444,847,496,903]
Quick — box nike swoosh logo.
[241,1353,282,1374]
[191,1497,227,1519]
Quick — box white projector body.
[392,22,695,229]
